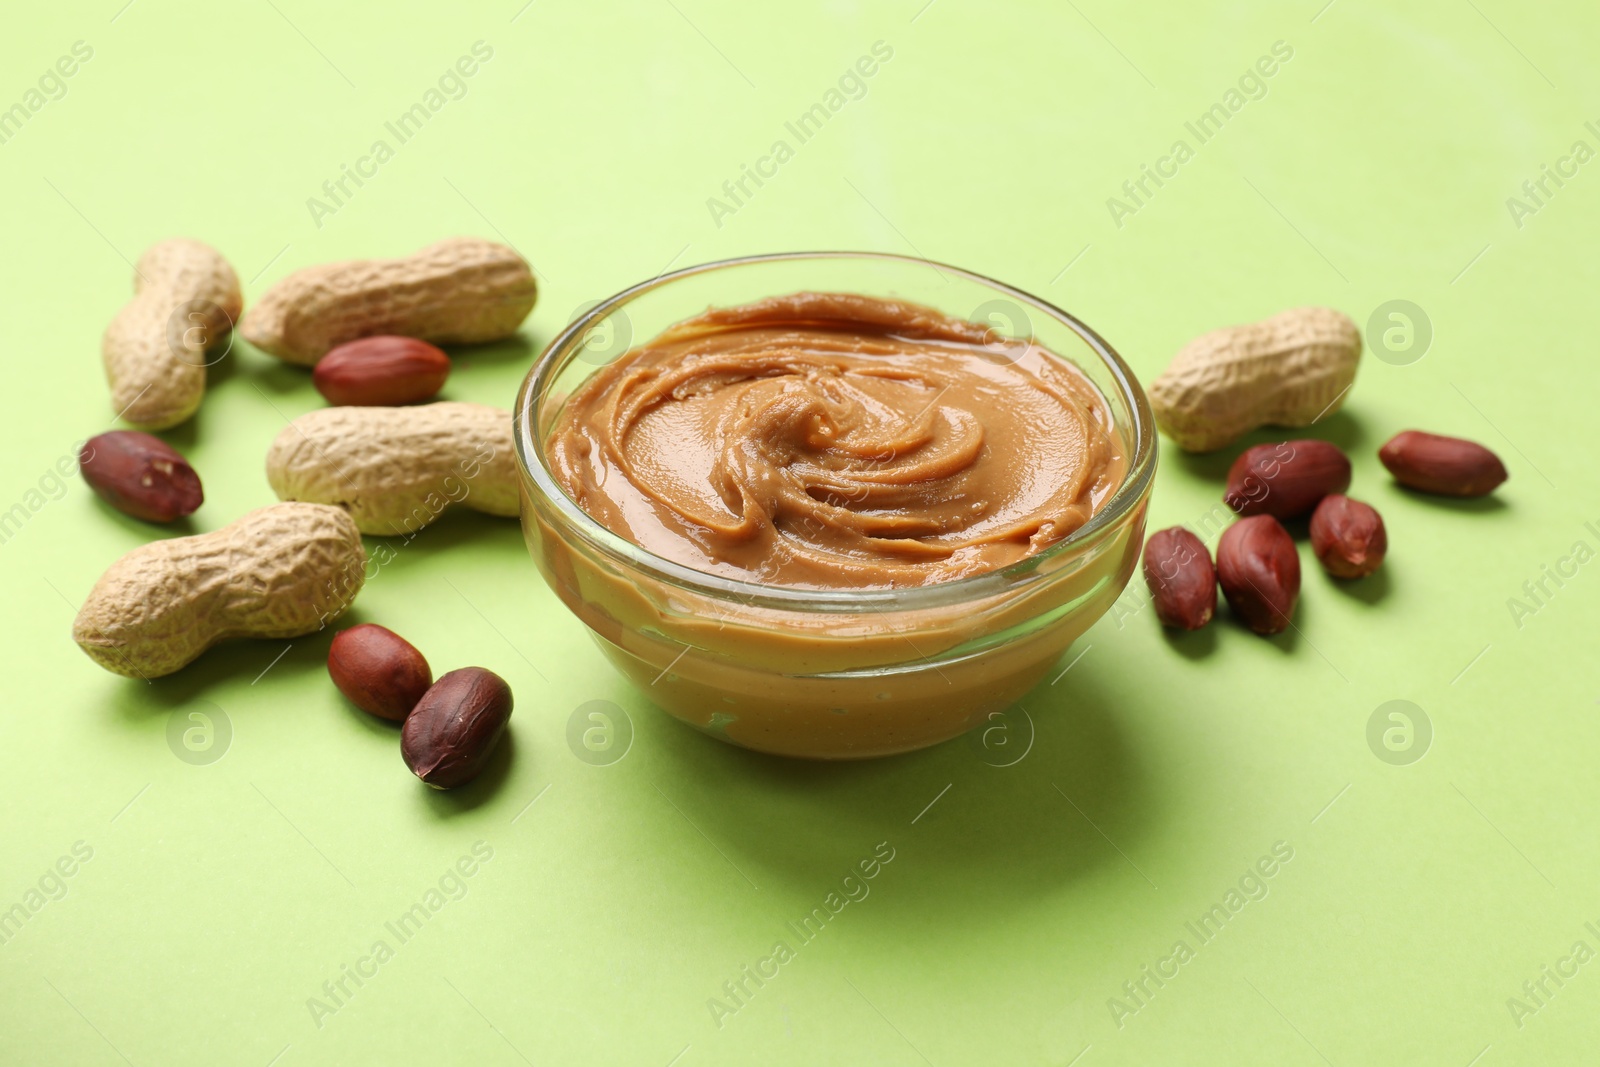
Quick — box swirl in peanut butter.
[546,292,1126,588]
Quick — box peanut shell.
[73,503,365,678]
[1150,307,1361,453]
[241,237,536,365]
[101,239,242,430]
[265,402,518,535]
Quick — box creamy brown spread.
[546,292,1126,589]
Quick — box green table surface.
[4,1,1598,1063]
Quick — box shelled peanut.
[1379,430,1507,497]
[79,431,203,523]
[328,624,433,721]
[402,668,514,789]
[313,336,451,406]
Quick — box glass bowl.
[513,252,1155,759]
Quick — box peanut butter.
[546,292,1126,588]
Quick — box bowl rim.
[512,250,1157,612]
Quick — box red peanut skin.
[1310,495,1387,579]
[79,431,204,523]
[1216,515,1301,635]
[1378,430,1507,496]
[328,624,433,721]
[1224,440,1351,519]
[1142,527,1216,629]
[401,667,513,788]
[313,336,451,407]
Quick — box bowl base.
[589,632,1069,760]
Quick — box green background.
[3,1,1597,1063]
